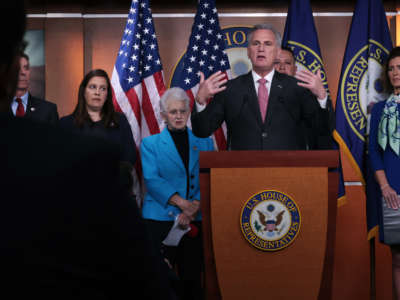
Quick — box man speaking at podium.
[191,24,331,150]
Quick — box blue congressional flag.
[333,0,392,239]
[170,0,231,150]
[282,0,346,205]
[282,0,329,94]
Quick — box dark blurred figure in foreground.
[0,2,174,299]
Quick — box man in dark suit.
[0,2,175,299]
[11,52,59,124]
[191,24,331,150]
[274,46,335,149]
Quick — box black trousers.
[144,219,204,300]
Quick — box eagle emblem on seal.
[257,209,285,232]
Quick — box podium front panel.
[210,167,328,300]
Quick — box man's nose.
[258,44,265,51]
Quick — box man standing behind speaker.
[11,52,59,124]
[274,47,335,149]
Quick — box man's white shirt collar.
[251,69,275,85]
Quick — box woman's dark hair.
[383,46,400,93]
[73,69,119,128]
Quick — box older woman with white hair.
[141,87,213,300]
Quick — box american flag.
[171,0,231,150]
[111,0,165,149]
[111,0,165,206]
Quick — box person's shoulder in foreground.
[0,114,176,299]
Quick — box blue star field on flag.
[174,0,230,91]
[114,0,163,91]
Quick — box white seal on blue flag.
[339,40,390,139]
[285,41,329,94]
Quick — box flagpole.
[370,237,376,300]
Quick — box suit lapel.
[268,72,300,124]
[242,72,263,126]
[160,128,186,172]
[25,94,35,117]
[266,72,285,123]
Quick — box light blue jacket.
[141,128,214,221]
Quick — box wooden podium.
[199,150,339,300]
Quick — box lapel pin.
[30,107,35,112]
[277,84,283,89]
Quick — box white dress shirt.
[11,92,29,116]
[195,69,327,111]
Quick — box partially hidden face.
[247,29,279,76]
[84,76,108,112]
[163,99,189,130]
[17,56,30,91]
[274,49,297,76]
[388,56,400,91]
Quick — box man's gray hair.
[247,24,282,47]
[160,87,190,113]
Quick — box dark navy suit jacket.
[11,93,59,124]
[191,71,333,150]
